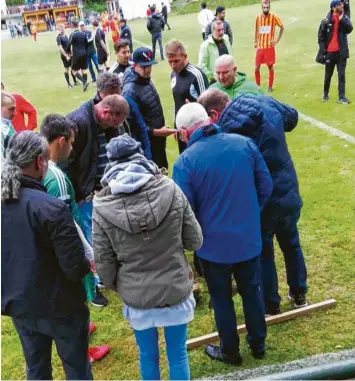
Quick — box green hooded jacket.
[211,72,263,99]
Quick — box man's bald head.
[175,103,211,142]
[95,94,130,129]
[1,91,16,120]
[215,54,237,88]
[197,88,229,123]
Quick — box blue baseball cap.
[330,0,341,8]
[132,47,158,67]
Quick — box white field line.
[299,113,355,144]
[133,18,355,145]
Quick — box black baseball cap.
[215,5,225,15]
[132,47,158,67]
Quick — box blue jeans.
[134,324,190,380]
[200,256,266,355]
[261,210,308,309]
[87,52,99,81]
[78,201,93,244]
[152,32,164,60]
[12,306,92,380]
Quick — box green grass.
[2,0,355,378]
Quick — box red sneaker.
[89,322,95,335]
[88,345,110,363]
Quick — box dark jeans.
[151,136,168,169]
[200,256,266,355]
[12,306,92,380]
[152,32,164,60]
[324,51,347,98]
[87,51,99,81]
[261,210,307,309]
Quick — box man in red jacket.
[1,83,37,131]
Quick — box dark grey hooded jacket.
[92,175,203,309]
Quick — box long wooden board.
[187,299,337,350]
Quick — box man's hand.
[270,40,277,47]
[154,126,178,137]
[254,42,258,48]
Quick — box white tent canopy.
[119,0,171,20]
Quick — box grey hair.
[2,131,48,202]
[211,19,223,32]
[97,71,122,94]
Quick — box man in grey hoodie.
[92,134,202,380]
[147,5,165,60]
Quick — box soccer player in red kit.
[110,15,120,44]
[254,0,284,92]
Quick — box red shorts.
[255,47,276,66]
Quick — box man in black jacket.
[63,94,129,244]
[161,2,171,30]
[205,6,233,44]
[147,5,165,60]
[118,19,133,53]
[316,0,353,104]
[122,47,177,169]
[1,131,92,380]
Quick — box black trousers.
[12,306,92,380]
[324,52,347,98]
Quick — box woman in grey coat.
[92,134,203,380]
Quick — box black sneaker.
[338,97,351,104]
[251,348,265,359]
[288,292,308,308]
[90,287,108,307]
[83,82,90,92]
[322,94,329,102]
[205,344,243,366]
[265,304,281,317]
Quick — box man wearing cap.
[204,6,233,44]
[198,20,233,84]
[316,0,353,104]
[80,21,99,83]
[122,47,177,169]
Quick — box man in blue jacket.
[210,91,308,315]
[173,103,273,364]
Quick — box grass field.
[1,0,355,379]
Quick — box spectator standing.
[1,91,16,167]
[93,134,203,380]
[9,22,16,39]
[122,47,177,169]
[204,6,233,44]
[147,5,152,16]
[198,2,214,40]
[165,39,209,154]
[316,0,353,103]
[161,2,171,30]
[110,40,132,78]
[211,55,263,97]
[198,20,232,84]
[118,19,133,53]
[83,72,152,159]
[147,5,165,61]
[1,131,92,380]
[93,20,110,72]
[173,103,273,364]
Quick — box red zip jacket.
[12,93,37,132]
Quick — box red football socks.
[255,71,261,86]
[269,69,275,88]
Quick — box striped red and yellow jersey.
[255,13,283,49]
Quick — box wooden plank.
[187,299,337,350]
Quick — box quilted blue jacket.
[218,94,302,218]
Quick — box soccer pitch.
[1,0,355,378]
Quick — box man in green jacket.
[198,20,232,84]
[211,55,263,98]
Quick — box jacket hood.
[123,66,150,86]
[93,176,176,234]
[234,72,247,87]
[218,93,264,138]
[152,13,162,19]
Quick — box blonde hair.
[165,39,187,56]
